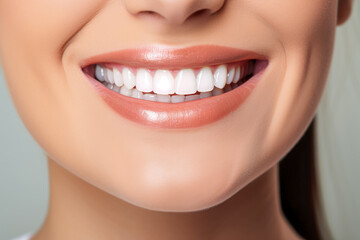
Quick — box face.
[0,0,341,211]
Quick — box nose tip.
[124,0,226,25]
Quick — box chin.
[80,154,251,212]
[118,179,237,212]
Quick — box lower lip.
[86,71,263,129]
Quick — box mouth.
[82,45,268,129]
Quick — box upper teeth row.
[95,63,252,95]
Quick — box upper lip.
[80,45,266,69]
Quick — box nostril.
[136,9,210,24]
[137,9,211,22]
[138,10,164,20]
[140,10,157,16]
[124,0,226,25]
[188,9,212,20]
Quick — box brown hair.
[279,118,330,240]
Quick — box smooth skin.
[0,0,352,239]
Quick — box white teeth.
[175,69,197,95]
[213,65,227,89]
[113,68,123,87]
[196,67,214,92]
[136,69,153,93]
[233,66,241,83]
[143,93,157,101]
[157,94,171,103]
[95,61,255,102]
[131,88,143,99]
[95,65,106,82]
[120,85,132,96]
[106,68,114,84]
[200,92,212,99]
[103,69,109,82]
[96,63,250,93]
[153,70,175,95]
[227,68,235,84]
[123,67,136,89]
[171,95,185,103]
[185,94,200,102]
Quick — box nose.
[124,0,226,25]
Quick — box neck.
[34,158,302,240]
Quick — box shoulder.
[12,233,33,240]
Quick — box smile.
[82,45,268,129]
[92,60,254,102]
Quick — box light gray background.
[316,2,360,239]
[0,3,359,239]
[0,71,48,239]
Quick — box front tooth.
[171,95,185,103]
[153,70,175,95]
[200,92,212,99]
[157,94,171,103]
[213,65,227,89]
[123,67,136,89]
[131,89,143,99]
[196,67,214,92]
[233,66,241,83]
[106,68,114,84]
[120,85,132,96]
[113,68,123,87]
[185,94,200,102]
[226,67,235,84]
[95,65,106,82]
[136,69,153,93]
[175,69,197,94]
[143,93,157,101]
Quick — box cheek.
[251,0,338,40]
[0,0,106,99]
[254,0,338,158]
[0,0,106,150]
[0,0,107,92]
[0,0,106,50]
[0,0,110,196]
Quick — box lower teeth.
[102,80,244,103]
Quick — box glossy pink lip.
[83,45,267,129]
[80,45,265,69]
